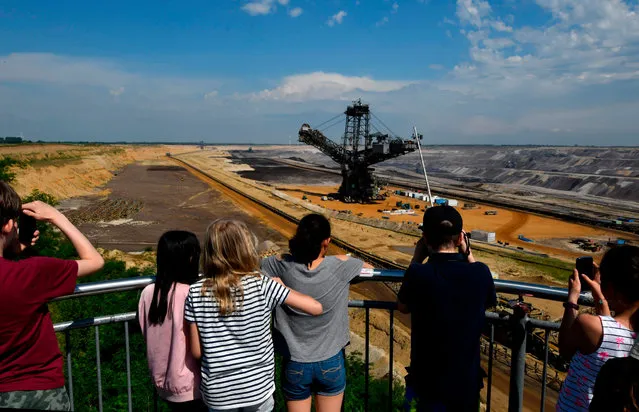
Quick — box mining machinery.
[298,99,418,203]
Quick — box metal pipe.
[487,324,494,412]
[388,309,394,412]
[365,307,370,412]
[54,312,137,332]
[413,126,434,208]
[65,331,74,411]
[53,276,155,301]
[95,326,103,412]
[51,271,595,306]
[508,310,528,412]
[125,321,133,412]
[541,330,550,412]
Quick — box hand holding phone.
[576,256,594,291]
[18,213,37,246]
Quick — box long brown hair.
[201,219,260,316]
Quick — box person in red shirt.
[0,181,104,410]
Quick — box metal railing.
[52,269,590,412]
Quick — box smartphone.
[18,213,37,245]
[576,256,594,291]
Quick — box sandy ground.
[276,184,638,260]
[63,163,286,252]
[9,144,195,200]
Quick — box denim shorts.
[282,351,346,400]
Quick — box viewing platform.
[52,269,594,412]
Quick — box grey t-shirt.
[261,254,364,362]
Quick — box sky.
[1,0,639,145]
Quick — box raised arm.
[22,201,104,277]
[558,269,603,358]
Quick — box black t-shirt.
[397,253,497,406]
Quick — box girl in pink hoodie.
[139,231,206,412]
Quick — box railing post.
[125,321,133,412]
[508,306,528,412]
[95,326,103,412]
[388,309,394,412]
[364,307,370,412]
[486,324,494,412]
[65,331,74,411]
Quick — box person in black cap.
[397,206,497,412]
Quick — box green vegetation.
[29,190,403,411]
[23,147,125,168]
[472,246,574,283]
[0,156,24,183]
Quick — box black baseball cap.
[421,205,463,236]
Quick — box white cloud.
[288,7,303,17]
[392,2,399,13]
[251,72,414,101]
[482,37,514,49]
[456,0,492,28]
[447,0,639,100]
[204,91,218,99]
[491,20,512,32]
[277,0,289,5]
[241,1,275,16]
[327,10,347,27]
[376,16,389,27]
[109,87,125,97]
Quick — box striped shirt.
[184,274,289,410]
[556,316,636,411]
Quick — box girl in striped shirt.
[185,219,322,412]
[557,246,639,411]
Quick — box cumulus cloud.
[109,87,125,97]
[241,1,275,16]
[204,91,218,99]
[392,2,399,13]
[456,0,491,28]
[446,0,639,100]
[327,10,347,27]
[288,7,303,17]
[250,72,414,101]
[376,16,389,27]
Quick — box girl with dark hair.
[138,231,206,412]
[262,213,373,412]
[557,245,639,411]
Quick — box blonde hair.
[201,219,260,315]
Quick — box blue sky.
[1,0,639,145]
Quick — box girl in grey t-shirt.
[261,213,370,412]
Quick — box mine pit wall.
[272,158,638,236]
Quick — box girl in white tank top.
[556,316,636,411]
[556,246,639,412]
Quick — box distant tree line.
[0,137,24,144]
